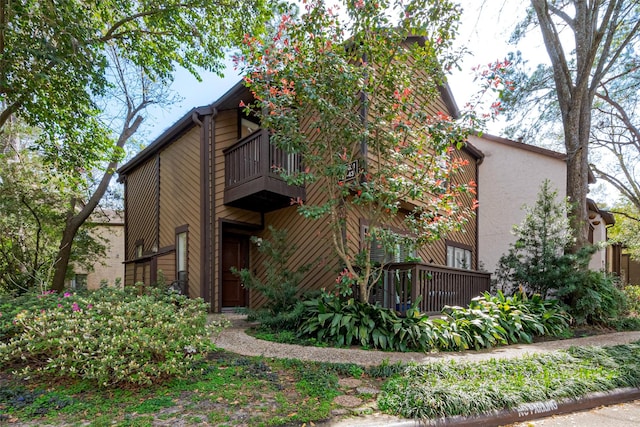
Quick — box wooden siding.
[213,109,263,311]
[251,182,337,308]
[445,148,478,268]
[124,156,158,284]
[159,126,202,298]
[124,263,135,286]
[157,251,176,285]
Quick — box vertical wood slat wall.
[158,126,202,298]
[123,157,159,285]
[378,263,491,316]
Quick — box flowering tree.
[237,0,478,303]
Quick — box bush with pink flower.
[0,288,227,387]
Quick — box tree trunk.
[49,108,143,292]
[530,0,597,253]
[50,216,83,292]
[565,141,590,251]
[564,96,592,252]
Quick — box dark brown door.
[221,234,249,307]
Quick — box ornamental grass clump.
[0,288,223,387]
[379,342,640,420]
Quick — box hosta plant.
[297,290,570,352]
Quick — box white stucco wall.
[469,134,567,275]
[588,211,609,271]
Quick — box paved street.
[507,400,640,427]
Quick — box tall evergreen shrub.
[494,180,576,298]
[494,180,627,324]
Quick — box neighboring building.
[117,80,486,313]
[620,253,640,285]
[67,209,125,290]
[469,134,567,274]
[469,133,616,276]
[586,199,615,271]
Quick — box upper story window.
[135,241,144,258]
[363,224,419,264]
[240,117,260,138]
[446,241,472,270]
[176,226,188,276]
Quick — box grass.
[2,340,640,425]
[0,351,369,426]
[378,341,640,420]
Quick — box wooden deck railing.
[224,129,302,189]
[371,263,491,316]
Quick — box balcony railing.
[371,263,491,316]
[223,129,305,212]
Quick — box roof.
[472,133,567,160]
[117,73,465,178]
[87,208,125,226]
[471,133,602,184]
[587,198,615,226]
[117,80,251,179]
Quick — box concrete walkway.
[214,313,640,366]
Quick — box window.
[176,226,188,278]
[240,117,259,138]
[135,241,144,258]
[73,274,88,290]
[364,225,418,264]
[447,243,472,270]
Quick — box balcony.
[223,129,306,212]
[371,263,491,316]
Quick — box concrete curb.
[429,387,640,426]
[327,387,640,426]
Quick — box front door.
[221,233,249,308]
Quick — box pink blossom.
[63,292,71,298]
[72,303,80,312]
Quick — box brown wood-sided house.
[117,78,489,314]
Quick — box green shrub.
[623,285,640,315]
[249,300,308,332]
[298,292,418,351]
[297,291,570,352]
[379,342,640,420]
[232,226,312,331]
[494,180,577,298]
[0,288,225,387]
[435,292,570,351]
[557,270,628,325]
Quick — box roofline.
[472,132,567,160]
[587,198,615,226]
[463,141,484,161]
[438,83,460,119]
[116,80,249,179]
[117,105,212,179]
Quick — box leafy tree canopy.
[238,0,480,302]
[608,201,640,261]
[0,0,272,172]
[488,0,640,250]
[0,0,275,291]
